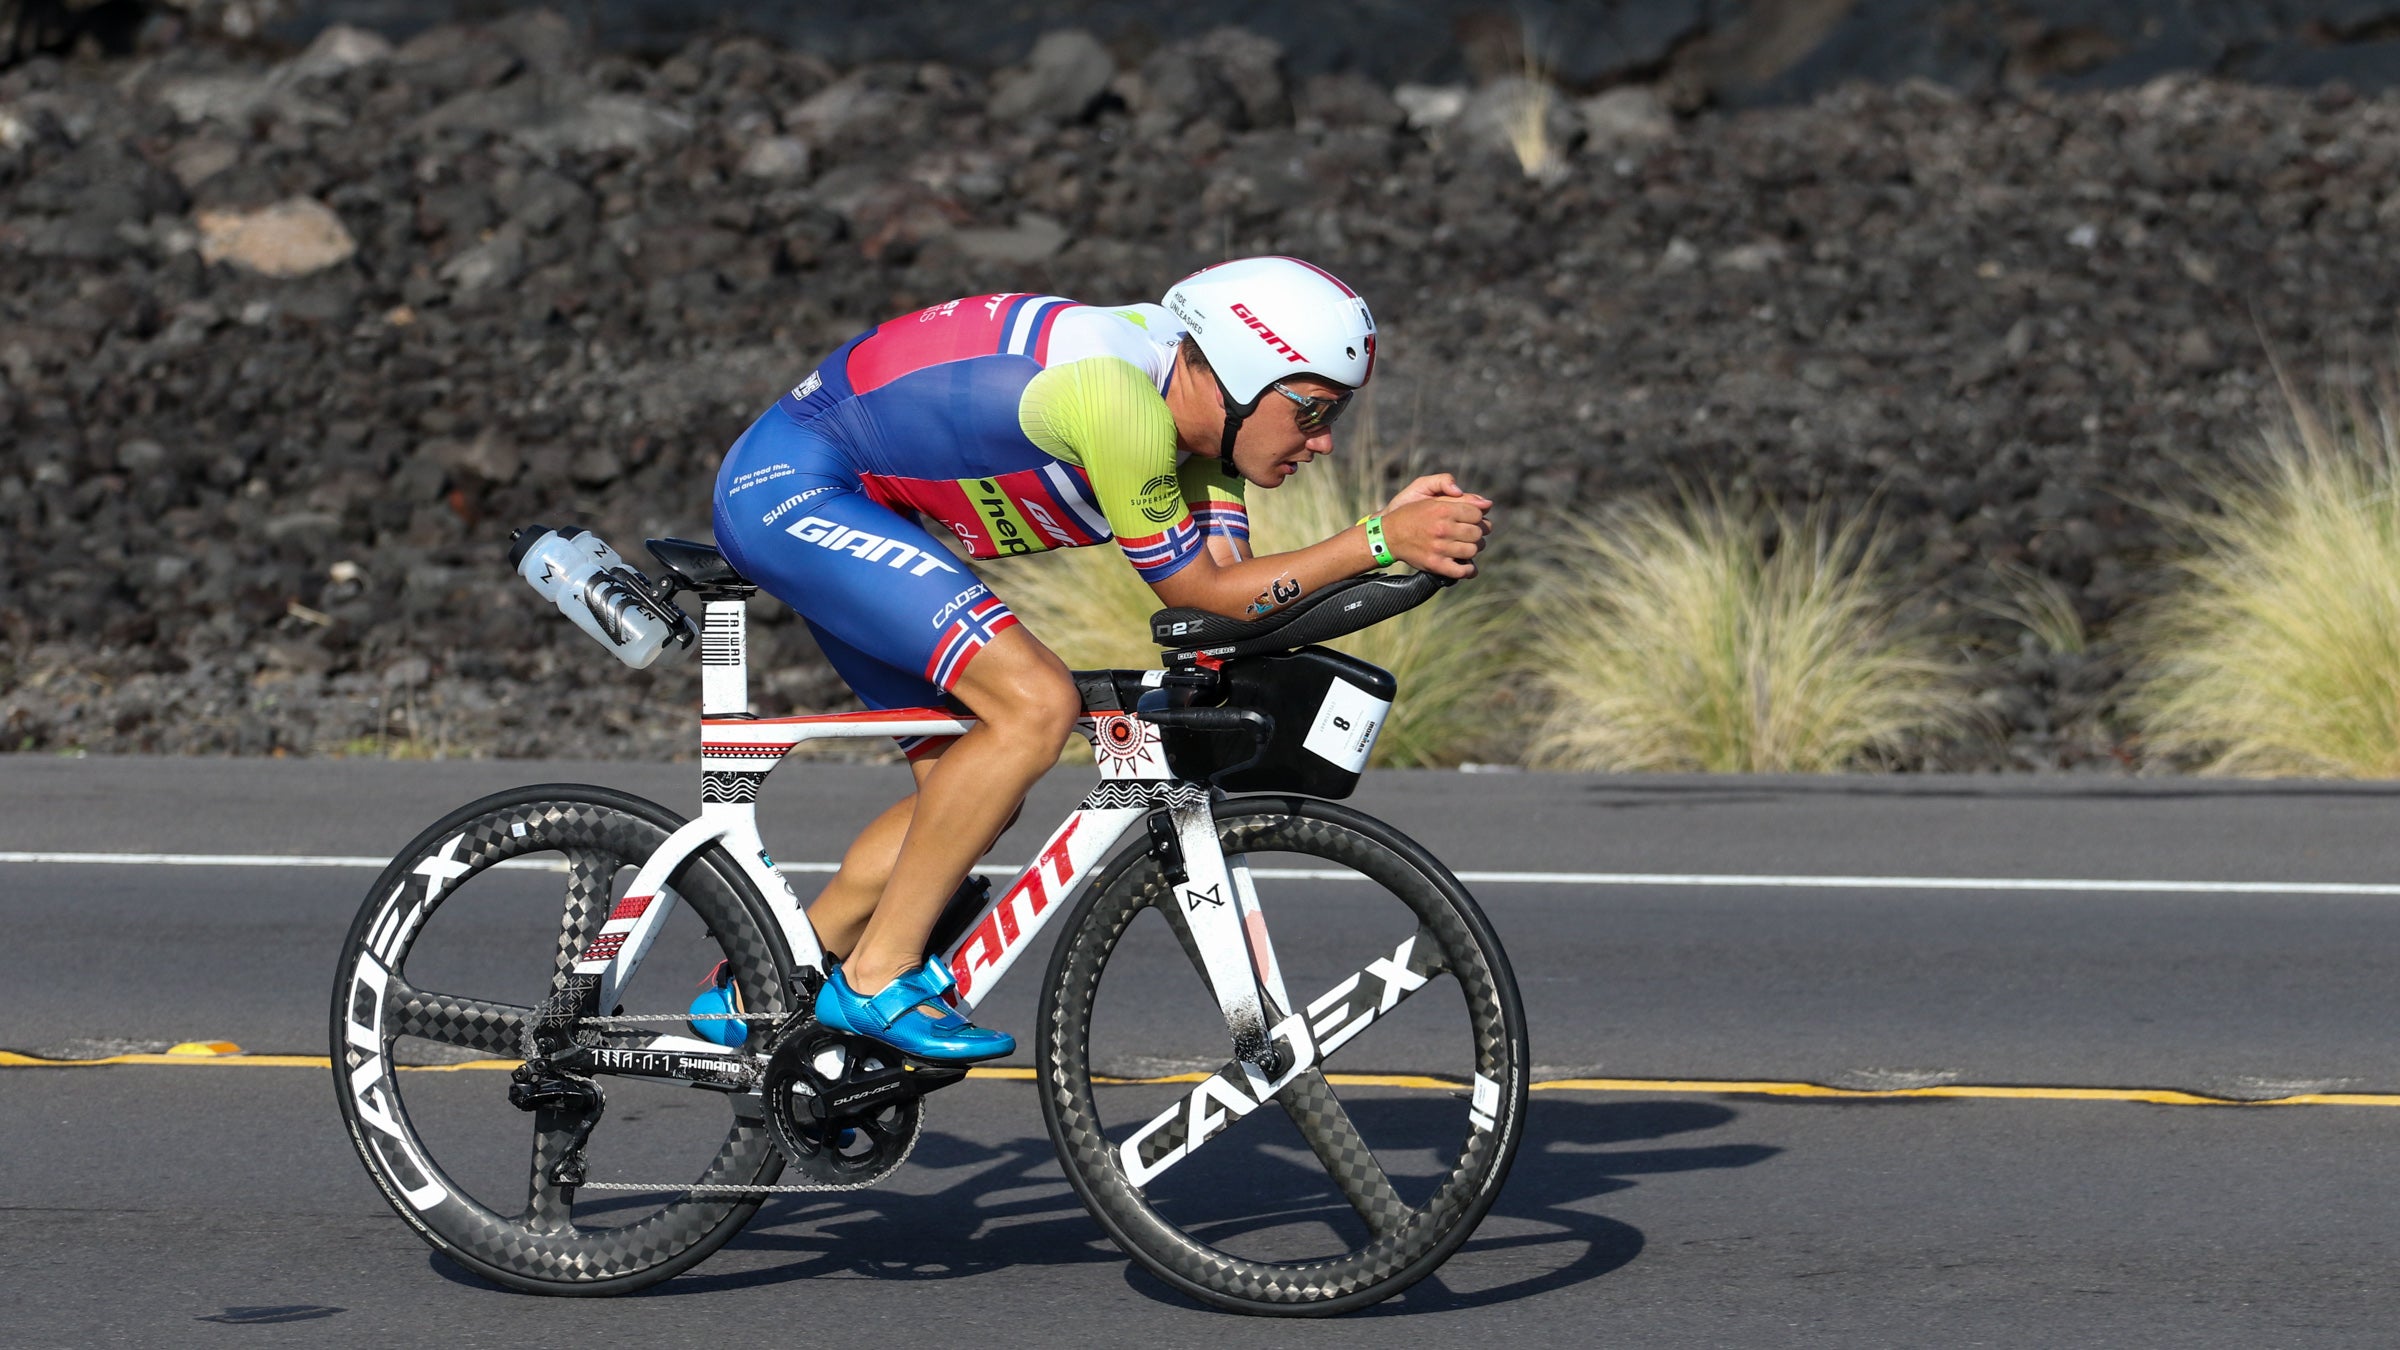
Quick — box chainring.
[759,1023,933,1187]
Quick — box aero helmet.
[1162,256,1376,470]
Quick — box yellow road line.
[1531,1076,2400,1108]
[6,1048,2398,1107]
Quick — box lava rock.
[6,18,2396,772]
[986,28,1114,125]
[194,197,356,277]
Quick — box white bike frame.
[568,599,1302,1074]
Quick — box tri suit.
[712,293,1249,756]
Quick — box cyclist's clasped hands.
[1374,473,1493,578]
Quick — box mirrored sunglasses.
[1268,381,1354,434]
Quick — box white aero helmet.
[1163,256,1376,468]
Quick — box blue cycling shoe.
[686,960,749,1048]
[812,956,1015,1063]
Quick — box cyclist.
[701,256,1491,1064]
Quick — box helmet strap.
[1214,377,1254,481]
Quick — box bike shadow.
[1352,1093,1777,1315]
[511,1088,1782,1311]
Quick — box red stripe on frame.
[707,708,968,727]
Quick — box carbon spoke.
[386,977,530,1053]
[1277,1069,1414,1238]
[1296,924,1444,1062]
[523,1114,583,1232]
[1151,893,1211,990]
[554,848,615,991]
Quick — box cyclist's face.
[1237,376,1346,487]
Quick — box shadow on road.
[425,1092,1778,1313]
[1354,1095,1777,1315]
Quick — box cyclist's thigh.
[725,488,1013,691]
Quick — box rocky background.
[4,7,2398,767]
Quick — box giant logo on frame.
[948,817,1081,1000]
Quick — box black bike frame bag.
[1163,645,1396,799]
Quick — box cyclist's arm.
[1150,458,1489,617]
[1018,357,1480,619]
[1149,527,1386,618]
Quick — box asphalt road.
[4,757,2397,1345]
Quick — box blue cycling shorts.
[713,409,1020,758]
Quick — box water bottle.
[510,524,696,669]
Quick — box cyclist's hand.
[1382,494,1491,578]
[1383,473,1484,513]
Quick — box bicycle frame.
[571,599,1304,1073]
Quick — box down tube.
[943,807,1147,1012]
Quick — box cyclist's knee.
[955,632,1080,750]
[993,670,1080,751]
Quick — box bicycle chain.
[560,1012,917,1194]
[578,1011,778,1028]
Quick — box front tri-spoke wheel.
[1037,796,1529,1315]
[330,785,793,1295]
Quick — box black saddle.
[646,538,757,599]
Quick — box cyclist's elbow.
[1146,566,1248,619]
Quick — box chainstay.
[567,1012,919,1193]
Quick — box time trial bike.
[330,532,1528,1315]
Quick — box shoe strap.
[919,955,959,999]
[861,962,952,1030]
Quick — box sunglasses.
[1267,381,1354,434]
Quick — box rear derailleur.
[503,981,613,1187]
[508,1059,605,1187]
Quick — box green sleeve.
[1018,357,1184,539]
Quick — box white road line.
[2,851,2396,896]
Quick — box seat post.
[700,599,749,718]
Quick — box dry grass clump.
[2127,385,2400,777]
[1524,497,1969,773]
[1972,559,2089,655]
[1504,75,1566,181]
[986,431,1513,767]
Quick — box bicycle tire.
[1037,795,1529,1316]
[330,783,795,1295]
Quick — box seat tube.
[694,597,826,971]
[700,599,748,717]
